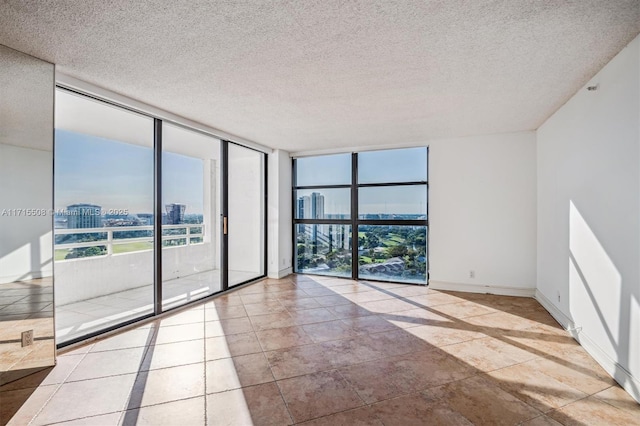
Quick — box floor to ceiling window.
[54,87,267,346]
[293,153,353,278]
[293,148,428,284]
[161,123,222,310]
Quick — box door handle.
[223,216,228,235]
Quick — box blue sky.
[295,148,427,214]
[55,129,204,214]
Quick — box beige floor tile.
[313,295,353,307]
[231,352,275,387]
[250,311,297,331]
[520,415,564,426]
[120,396,205,426]
[548,395,640,426]
[157,309,204,327]
[431,301,497,318]
[279,297,323,311]
[206,332,262,360]
[0,354,83,391]
[302,320,359,343]
[593,385,640,416]
[265,343,335,380]
[440,336,530,372]
[340,315,398,334]
[49,412,123,425]
[381,307,450,328]
[297,406,383,425]
[325,303,373,319]
[244,300,287,316]
[486,361,589,412]
[423,375,543,425]
[141,339,204,370]
[371,392,474,426]
[357,298,416,314]
[278,370,364,423]
[206,382,292,426]
[205,317,253,337]
[2,385,58,426]
[32,374,137,424]
[66,346,148,382]
[205,304,247,321]
[154,322,205,344]
[527,354,615,395]
[340,349,475,403]
[287,307,338,325]
[256,326,313,351]
[404,322,486,347]
[90,327,158,352]
[129,363,205,408]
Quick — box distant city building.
[165,203,186,224]
[137,213,154,225]
[66,204,102,229]
[310,192,324,219]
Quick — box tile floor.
[1,274,639,425]
[56,270,258,343]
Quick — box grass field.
[55,242,153,261]
[113,242,153,254]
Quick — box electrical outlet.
[469,270,475,279]
[21,330,34,347]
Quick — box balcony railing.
[54,224,205,260]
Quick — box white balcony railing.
[54,224,205,259]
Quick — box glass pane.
[359,185,427,220]
[295,224,352,277]
[358,225,427,284]
[228,144,265,286]
[54,89,154,343]
[295,153,351,187]
[162,123,221,310]
[294,188,350,219]
[358,147,427,184]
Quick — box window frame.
[292,148,429,284]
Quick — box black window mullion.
[351,153,358,280]
[153,118,163,314]
[357,181,427,188]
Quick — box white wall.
[0,144,53,283]
[428,132,537,295]
[268,149,293,278]
[0,44,54,284]
[537,35,640,403]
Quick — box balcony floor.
[2,274,639,425]
[56,269,258,343]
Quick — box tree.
[387,245,408,257]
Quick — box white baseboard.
[534,289,575,329]
[535,289,640,404]
[268,267,293,280]
[429,280,536,298]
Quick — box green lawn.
[54,249,69,261]
[113,241,153,254]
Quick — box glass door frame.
[220,140,268,291]
[54,86,269,348]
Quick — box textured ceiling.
[1,1,638,153]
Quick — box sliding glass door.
[223,142,267,287]
[54,88,267,346]
[54,90,155,343]
[161,123,222,309]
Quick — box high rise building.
[66,204,102,229]
[165,203,186,224]
[310,192,324,219]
